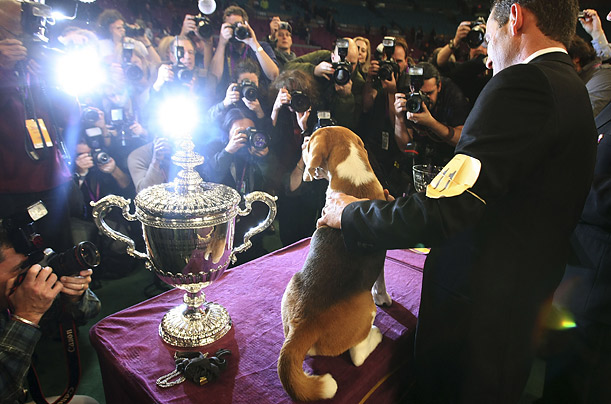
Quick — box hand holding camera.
[578,9,604,39]
[152,137,172,167]
[314,61,335,80]
[0,39,27,70]
[8,264,62,326]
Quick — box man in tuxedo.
[317,0,598,402]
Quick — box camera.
[240,127,270,150]
[172,44,194,84]
[578,11,586,19]
[377,36,400,82]
[231,23,251,41]
[278,21,292,32]
[332,38,352,86]
[405,66,431,114]
[81,108,111,165]
[110,108,135,147]
[466,17,486,48]
[122,42,144,82]
[312,110,336,132]
[191,14,214,38]
[1,202,101,278]
[289,91,310,113]
[125,24,145,38]
[233,79,258,102]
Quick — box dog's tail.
[277,328,338,401]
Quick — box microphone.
[198,0,216,15]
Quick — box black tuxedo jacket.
[341,52,598,403]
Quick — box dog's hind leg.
[372,269,392,307]
[349,312,383,367]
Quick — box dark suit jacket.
[341,52,598,403]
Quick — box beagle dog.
[278,126,391,401]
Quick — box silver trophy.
[91,136,276,347]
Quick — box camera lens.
[333,65,351,86]
[247,129,269,150]
[176,68,193,83]
[198,23,214,38]
[46,241,101,278]
[406,93,424,114]
[125,64,144,82]
[93,150,110,165]
[234,25,250,40]
[466,26,485,48]
[243,86,258,101]
[82,108,99,126]
[289,91,311,113]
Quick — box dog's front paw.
[372,288,392,307]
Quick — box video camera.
[191,14,214,39]
[377,36,400,82]
[122,42,144,82]
[332,39,352,86]
[1,202,100,279]
[233,79,258,102]
[289,91,310,113]
[405,66,432,114]
[173,43,194,84]
[231,23,251,41]
[466,17,486,48]
[240,127,270,150]
[81,107,111,165]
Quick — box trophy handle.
[231,191,278,262]
[91,195,149,261]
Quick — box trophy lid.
[135,181,242,228]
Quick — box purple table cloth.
[90,239,425,403]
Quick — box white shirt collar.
[521,47,568,64]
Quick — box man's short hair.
[568,34,597,68]
[235,59,261,81]
[416,62,441,84]
[223,5,249,23]
[490,0,579,48]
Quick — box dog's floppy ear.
[303,130,328,182]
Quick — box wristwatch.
[448,39,456,50]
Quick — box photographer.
[209,5,279,99]
[360,37,415,196]
[208,59,271,131]
[273,21,296,70]
[393,62,470,167]
[0,0,78,253]
[179,13,213,78]
[433,20,491,107]
[579,9,611,61]
[269,70,326,246]
[96,9,160,68]
[203,108,275,263]
[284,37,365,132]
[0,222,100,404]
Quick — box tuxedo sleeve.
[341,63,557,252]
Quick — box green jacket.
[285,50,365,132]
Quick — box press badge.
[381,131,389,151]
[25,119,53,149]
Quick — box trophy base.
[159,302,232,347]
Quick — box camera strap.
[26,308,81,404]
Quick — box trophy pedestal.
[159,302,232,347]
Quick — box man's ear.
[509,3,524,36]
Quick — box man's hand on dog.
[317,189,395,229]
[317,191,359,229]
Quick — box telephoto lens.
[41,241,101,278]
[232,24,250,40]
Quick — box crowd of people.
[0,0,610,402]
